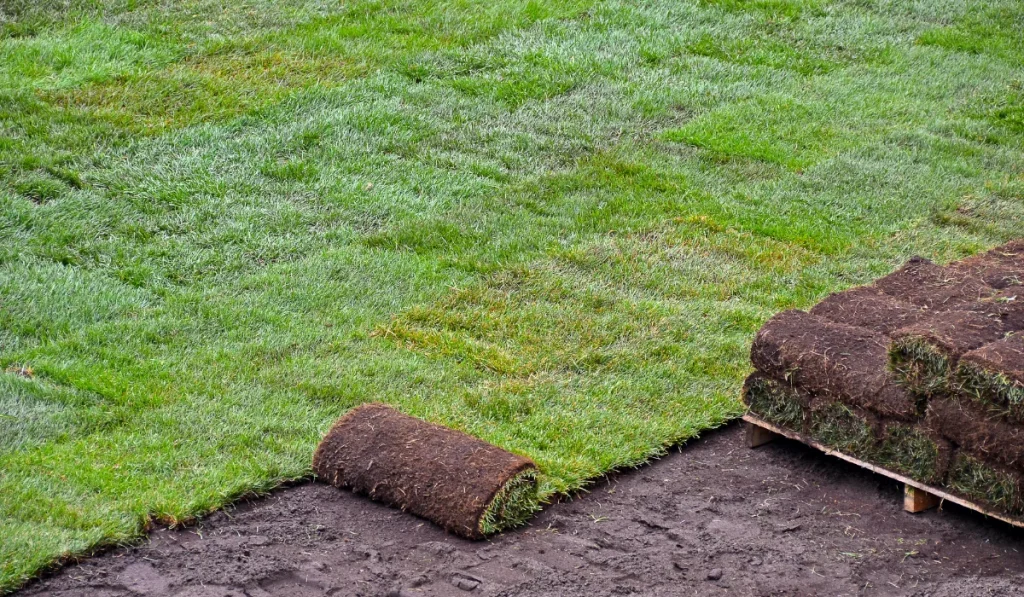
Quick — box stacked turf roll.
[744,240,1024,517]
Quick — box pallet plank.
[742,413,1024,529]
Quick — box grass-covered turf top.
[1,0,1023,589]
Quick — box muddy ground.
[20,423,1024,597]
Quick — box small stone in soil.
[452,577,480,591]
[706,568,723,581]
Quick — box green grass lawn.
[1,0,1023,590]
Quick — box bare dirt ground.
[20,423,1024,597]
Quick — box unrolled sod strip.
[313,403,539,540]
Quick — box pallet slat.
[742,413,1024,529]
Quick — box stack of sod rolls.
[744,240,1024,517]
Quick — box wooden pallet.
[743,413,1024,528]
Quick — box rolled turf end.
[958,361,1024,423]
[313,403,540,539]
[876,422,951,486]
[807,400,949,485]
[808,400,877,459]
[888,336,951,395]
[947,452,1024,516]
[741,373,808,432]
[478,468,540,535]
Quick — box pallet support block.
[747,421,779,448]
[904,485,941,513]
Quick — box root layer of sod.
[313,404,538,540]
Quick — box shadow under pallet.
[743,413,1024,528]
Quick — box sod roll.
[809,285,929,336]
[873,256,994,311]
[889,311,1008,395]
[750,310,920,419]
[313,403,539,539]
[947,452,1024,516]
[742,372,810,432]
[926,397,1024,473]
[958,334,1024,424]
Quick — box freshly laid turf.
[3,0,1024,590]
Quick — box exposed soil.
[312,404,537,539]
[20,423,1024,597]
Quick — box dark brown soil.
[20,424,1024,597]
[750,310,919,419]
[974,286,1024,331]
[925,397,1024,472]
[312,404,536,540]
[809,286,929,336]
[873,257,994,311]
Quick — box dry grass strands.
[952,240,1024,290]
[313,404,539,539]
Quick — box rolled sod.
[750,310,920,419]
[889,311,1008,395]
[952,239,1024,290]
[947,452,1024,516]
[809,285,929,336]
[807,399,878,459]
[875,421,952,486]
[312,403,539,539]
[958,334,1024,424]
[926,397,1024,473]
[873,256,994,311]
[806,399,949,484]
[742,372,810,432]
